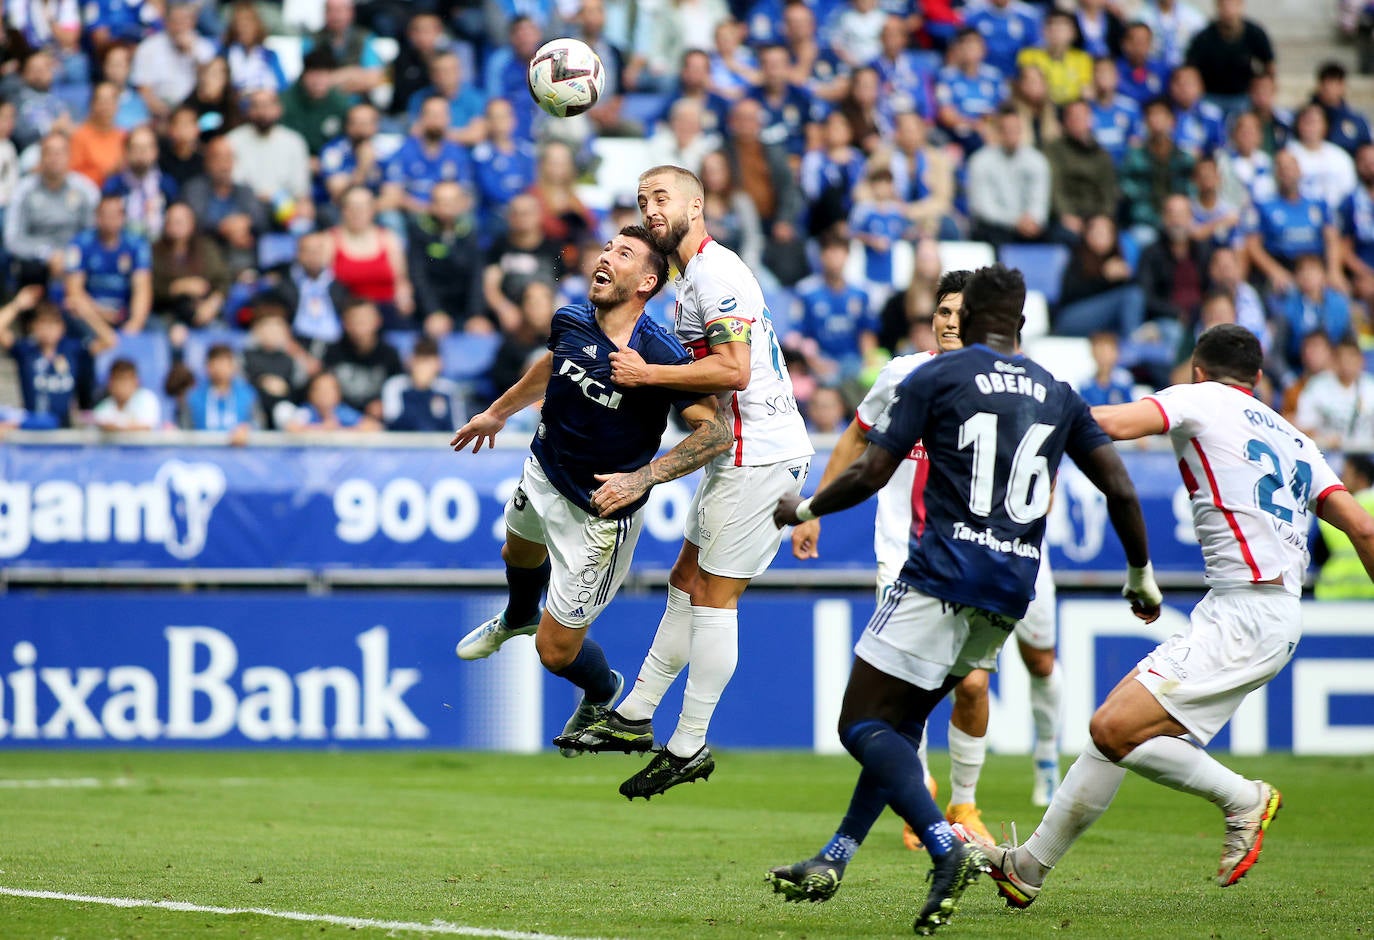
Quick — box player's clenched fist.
[609,347,650,387]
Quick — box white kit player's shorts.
[686,457,810,579]
[1015,554,1057,650]
[1133,585,1300,744]
[855,581,1020,690]
[504,457,644,629]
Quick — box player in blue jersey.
[451,226,733,752]
[767,264,1161,935]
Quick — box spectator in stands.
[1088,56,1141,165]
[322,298,402,417]
[1218,110,1276,205]
[99,42,152,131]
[877,237,940,353]
[1078,331,1137,406]
[186,343,259,439]
[1288,103,1358,212]
[1274,254,1354,371]
[1116,22,1167,107]
[131,0,215,120]
[889,111,959,241]
[1185,0,1274,115]
[281,48,351,159]
[159,106,205,189]
[1205,245,1268,343]
[750,43,819,158]
[805,385,848,434]
[407,180,485,335]
[1054,214,1146,337]
[0,288,111,427]
[0,101,17,215]
[85,0,162,55]
[286,369,379,431]
[836,67,891,156]
[791,233,879,380]
[699,149,765,274]
[66,194,153,335]
[1247,150,1342,293]
[721,96,806,284]
[1168,287,1241,383]
[935,27,1007,152]
[849,167,912,291]
[307,0,385,97]
[1296,336,1374,448]
[152,201,229,333]
[182,56,242,136]
[1134,0,1206,69]
[1120,98,1195,236]
[10,0,80,54]
[573,0,633,136]
[648,99,722,178]
[801,110,868,237]
[832,0,886,69]
[483,16,543,139]
[1046,98,1118,242]
[103,126,178,241]
[1138,193,1212,328]
[490,279,554,395]
[1280,329,1333,418]
[1340,143,1374,304]
[470,97,536,238]
[482,193,564,333]
[227,88,316,230]
[70,82,127,189]
[528,140,596,261]
[380,337,465,431]
[966,0,1040,78]
[381,95,473,215]
[657,49,732,135]
[388,12,449,119]
[223,1,286,94]
[1009,63,1061,148]
[241,298,311,428]
[182,135,265,280]
[266,231,350,355]
[94,357,162,430]
[1190,156,1243,247]
[705,18,759,101]
[1017,10,1091,106]
[5,132,100,287]
[1168,65,1225,157]
[1313,61,1373,155]
[1248,73,1292,155]
[10,50,71,151]
[320,102,384,209]
[408,50,487,146]
[872,15,932,120]
[1073,0,1125,60]
[329,185,414,328]
[966,105,1051,246]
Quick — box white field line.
[0,886,623,940]
[0,776,268,789]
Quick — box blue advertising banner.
[0,444,1207,577]
[1,592,1370,754]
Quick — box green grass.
[0,751,1371,939]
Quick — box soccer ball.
[527,38,605,118]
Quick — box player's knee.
[1088,710,1129,762]
[534,630,578,672]
[1021,646,1056,678]
[957,670,989,700]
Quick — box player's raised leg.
[455,530,548,661]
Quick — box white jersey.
[855,351,936,582]
[1146,382,1345,594]
[673,238,813,467]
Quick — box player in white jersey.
[972,324,1374,910]
[789,272,1064,857]
[558,164,814,799]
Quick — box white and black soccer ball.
[527,38,605,118]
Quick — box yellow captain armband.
[705,316,752,347]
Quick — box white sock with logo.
[617,585,692,722]
[947,725,987,806]
[666,605,738,758]
[1118,734,1259,816]
[1030,662,1063,764]
[1022,740,1126,874]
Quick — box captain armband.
[704,316,752,347]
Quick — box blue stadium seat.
[441,332,501,382]
[258,233,299,271]
[96,331,172,391]
[181,328,248,378]
[644,291,675,332]
[999,243,1071,307]
[763,285,796,340]
[385,330,418,362]
[620,92,670,131]
[1119,229,1142,273]
[55,84,91,122]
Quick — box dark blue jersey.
[531,303,694,520]
[867,344,1111,619]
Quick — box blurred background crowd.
[1,0,1372,451]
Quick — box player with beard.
[452,227,734,741]
[548,164,814,799]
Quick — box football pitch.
[1,751,1371,939]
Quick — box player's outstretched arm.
[450,352,553,453]
[1091,400,1168,441]
[590,397,734,517]
[774,443,902,528]
[1077,441,1162,622]
[791,417,869,559]
[610,332,750,393]
[1318,488,1374,583]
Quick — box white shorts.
[1016,554,1057,650]
[685,457,810,579]
[504,457,644,629]
[855,581,1020,690]
[1133,586,1301,744]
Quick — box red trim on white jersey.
[1144,396,1170,432]
[730,392,744,466]
[1317,483,1348,513]
[854,409,872,432]
[1191,438,1263,581]
[695,235,714,256]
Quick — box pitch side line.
[0,887,623,940]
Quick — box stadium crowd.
[1,0,1373,447]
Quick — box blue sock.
[819,833,859,865]
[504,560,550,626]
[840,719,953,858]
[819,767,887,860]
[552,638,617,703]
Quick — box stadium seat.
[372,132,405,162]
[282,0,325,33]
[441,332,501,382]
[96,331,172,390]
[265,35,304,84]
[371,37,399,64]
[258,233,298,272]
[937,241,995,275]
[763,285,796,339]
[644,291,675,332]
[181,328,248,378]
[592,138,655,204]
[844,239,867,285]
[620,92,669,132]
[55,84,91,122]
[1119,229,1142,273]
[385,330,418,362]
[1022,335,1094,387]
[891,238,915,289]
[999,243,1070,307]
[1021,289,1049,340]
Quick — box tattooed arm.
[590,397,734,517]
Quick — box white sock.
[617,585,692,722]
[1118,735,1259,816]
[1030,662,1063,765]
[665,606,738,758]
[1022,741,1125,873]
[947,725,987,806]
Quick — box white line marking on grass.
[0,777,133,789]
[0,887,622,940]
